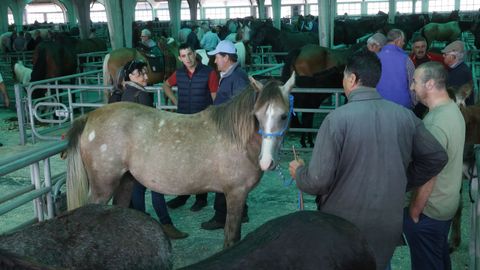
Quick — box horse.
[102,37,179,95]
[181,211,376,270]
[0,204,172,270]
[249,20,319,62]
[281,43,363,147]
[421,21,461,48]
[65,73,296,248]
[13,61,32,84]
[30,34,107,99]
[448,84,480,252]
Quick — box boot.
[190,199,207,212]
[166,195,189,209]
[161,224,189,239]
[200,214,249,231]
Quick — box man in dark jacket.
[201,40,250,230]
[163,43,219,212]
[289,50,448,270]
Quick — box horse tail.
[281,48,301,83]
[102,53,112,102]
[66,115,90,211]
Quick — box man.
[139,29,162,58]
[442,40,474,105]
[366,32,387,53]
[201,40,250,230]
[186,25,201,51]
[200,25,221,52]
[288,50,448,270]
[377,29,416,108]
[409,36,444,118]
[409,36,444,68]
[404,61,465,270]
[163,43,219,212]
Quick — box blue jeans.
[403,208,452,270]
[131,180,172,225]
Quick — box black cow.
[181,211,376,270]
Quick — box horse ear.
[282,71,295,95]
[249,76,263,92]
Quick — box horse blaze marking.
[88,131,95,142]
[100,144,107,152]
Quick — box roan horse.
[65,73,296,247]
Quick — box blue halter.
[258,94,295,138]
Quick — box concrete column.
[168,0,181,41]
[256,0,266,20]
[9,0,26,32]
[122,0,136,48]
[317,0,331,47]
[187,0,199,22]
[388,0,396,24]
[60,0,76,27]
[71,0,91,39]
[0,1,9,34]
[271,0,281,30]
[104,0,125,49]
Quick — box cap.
[207,40,236,55]
[441,40,464,54]
[141,29,151,37]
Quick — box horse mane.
[209,80,285,148]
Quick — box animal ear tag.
[249,76,263,92]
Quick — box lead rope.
[292,146,304,210]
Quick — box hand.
[409,206,421,223]
[289,159,305,180]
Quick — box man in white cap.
[442,40,474,105]
[201,40,250,230]
[140,28,162,58]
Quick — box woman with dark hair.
[120,59,189,239]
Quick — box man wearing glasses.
[442,40,474,105]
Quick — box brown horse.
[66,74,296,248]
[103,37,179,91]
[30,34,107,98]
[421,21,461,47]
[281,43,363,147]
[449,84,479,252]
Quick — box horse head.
[253,72,295,171]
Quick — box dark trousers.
[403,208,452,270]
[212,192,248,223]
[173,193,208,203]
[131,180,172,225]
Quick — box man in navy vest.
[376,29,415,109]
[163,43,219,212]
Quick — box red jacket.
[409,52,445,68]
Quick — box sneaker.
[166,196,188,209]
[190,199,207,212]
[200,215,249,230]
[161,224,189,239]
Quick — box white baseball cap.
[141,29,151,37]
[207,40,236,55]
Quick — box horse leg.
[223,190,248,248]
[449,197,462,253]
[112,172,135,207]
